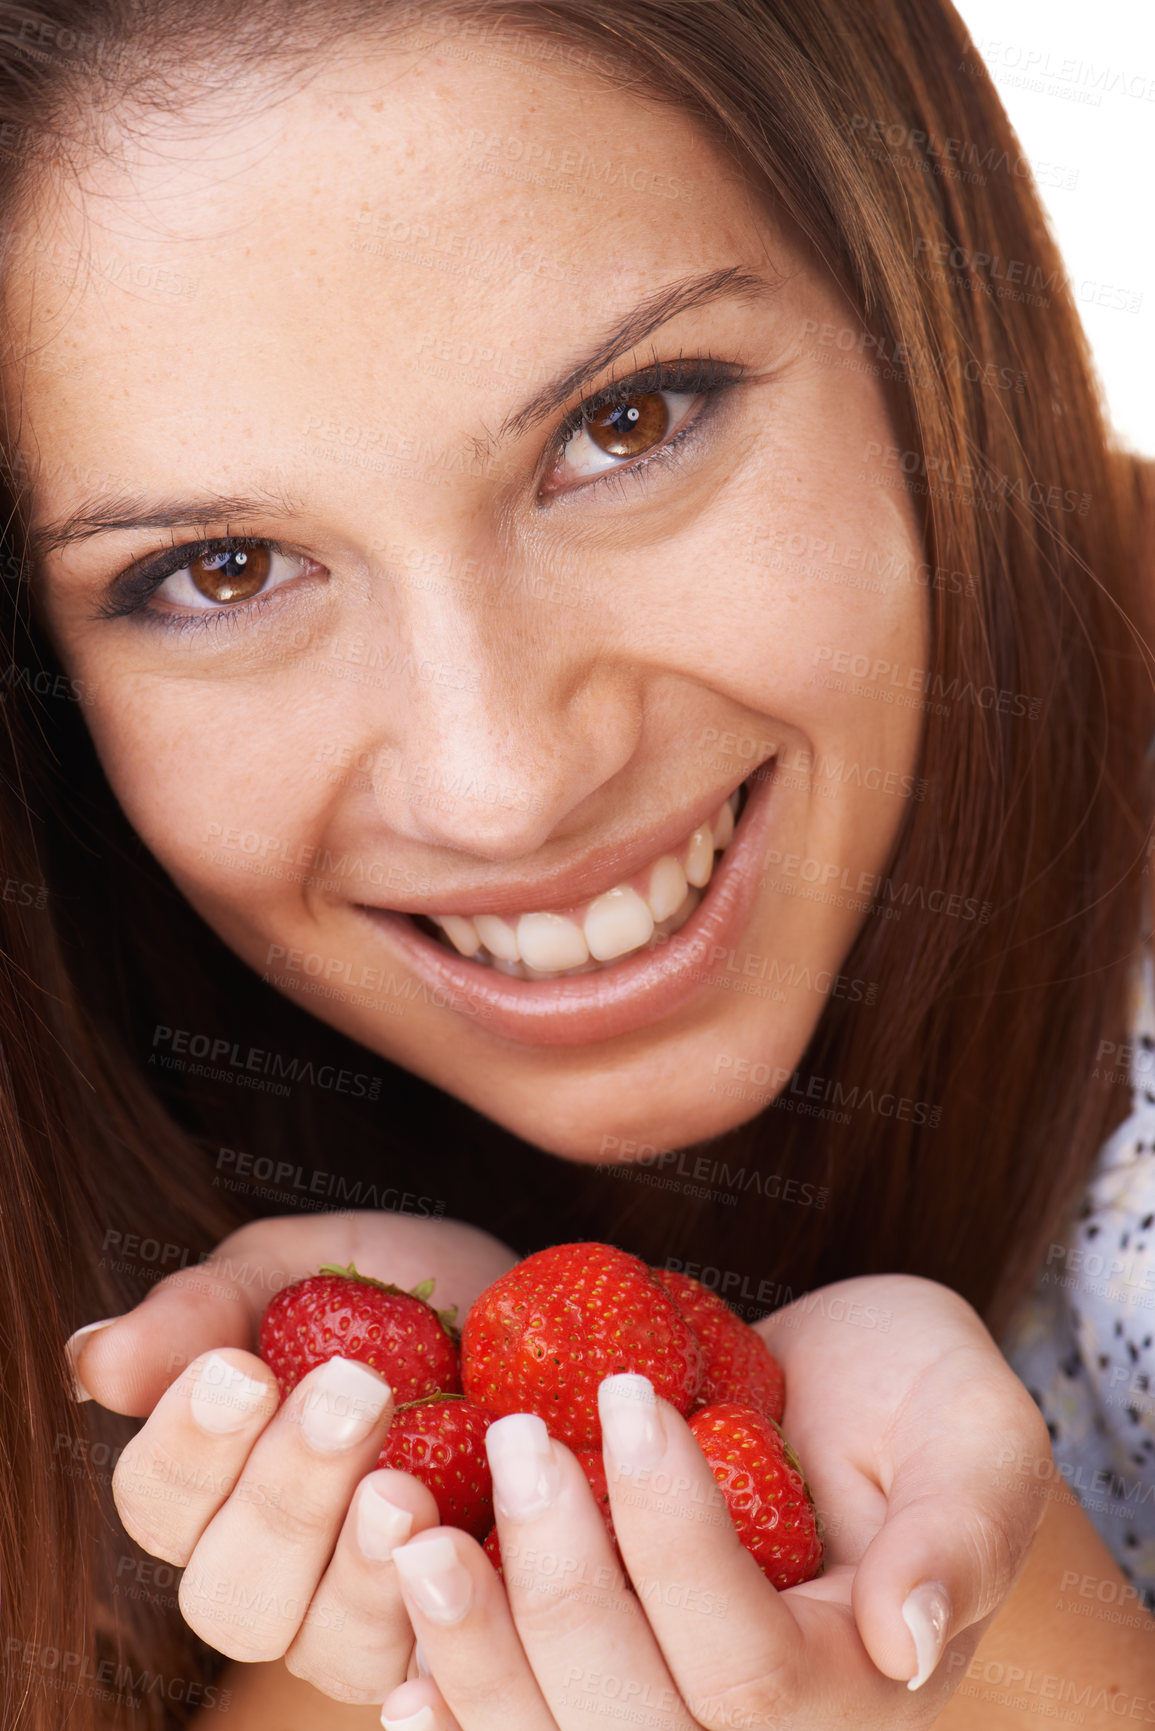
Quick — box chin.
[474,1068,772,1165]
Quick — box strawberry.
[461,1243,703,1451]
[379,1395,495,1540]
[654,1268,785,1423]
[258,1263,460,1404]
[689,1403,823,1590]
[484,1446,617,1575]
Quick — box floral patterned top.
[999,946,1155,1609]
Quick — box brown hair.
[0,0,1150,1723]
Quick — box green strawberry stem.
[316,1263,460,1339]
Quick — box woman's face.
[4,30,927,1161]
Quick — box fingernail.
[189,1354,271,1435]
[902,1580,952,1690]
[64,1318,120,1403]
[357,1480,414,1561]
[598,1373,665,1470]
[486,1413,561,1520]
[414,1639,431,1679]
[393,1533,473,1625]
[298,1357,392,1453]
[381,1705,436,1731]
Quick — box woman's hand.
[66,1210,518,1704]
[378,1273,1052,1730]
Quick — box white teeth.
[647,854,688,922]
[516,911,589,971]
[424,779,747,978]
[684,822,715,887]
[438,914,482,957]
[711,797,734,851]
[584,886,655,962]
[474,913,520,961]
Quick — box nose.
[362,570,639,862]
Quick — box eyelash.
[97,540,300,632]
[102,354,747,633]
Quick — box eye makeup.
[91,351,751,632]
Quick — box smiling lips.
[358,761,776,1048]
[419,786,746,981]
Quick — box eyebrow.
[27,265,779,559]
[488,264,780,447]
[28,487,305,561]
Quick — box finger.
[390,1528,557,1730]
[599,1375,934,1730]
[598,1374,804,1721]
[69,1210,510,1417]
[69,1232,291,1416]
[112,1348,280,1563]
[851,1349,1052,1690]
[485,1413,687,1731]
[178,1357,394,1661]
[283,1469,441,1704]
[381,1678,464,1731]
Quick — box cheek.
[646,439,927,768]
[78,674,326,922]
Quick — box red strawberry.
[259,1263,460,1404]
[689,1403,823,1590]
[654,1268,785,1423]
[484,1446,618,1575]
[379,1395,494,1539]
[461,1243,703,1451]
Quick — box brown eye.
[586,392,670,459]
[189,545,272,604]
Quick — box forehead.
[1,35,792,510]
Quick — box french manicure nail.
[298,1357,392,1453]
[414,1639,431,1679]
[64,1318,121,1403]
[357,1481,414,1561]
[598,1373,665,1470]
[902,1580,952,1690]
[189,1354,271,1435]
[381,1706,437,1731]
[393,1533,473,1625]
[486,1413,561,1519]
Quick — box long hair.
[0,0,1150,1723]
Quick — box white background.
[952,0,1155,454]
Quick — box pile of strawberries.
[258,1243,823,1590]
